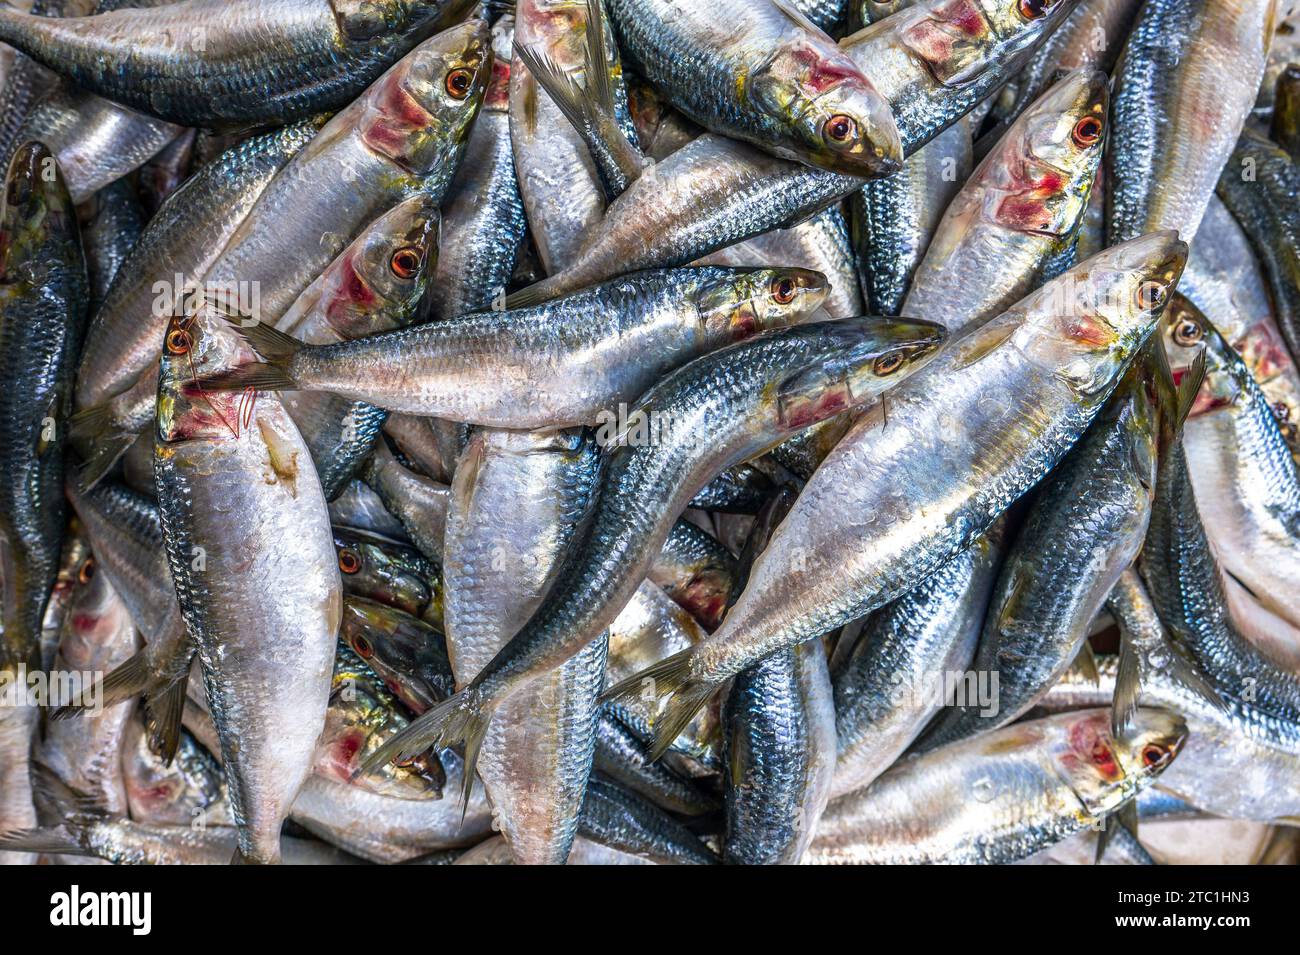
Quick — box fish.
[153,295,341,863]
[0,0,473,126]
[335,530,443,628]
[592,711,718,817]
[607,231,1187,761]
[121,715,233,828]
[0,767,368,865]
[71,119,324,486]
[428,15,526,319]
[577,774,719,864]
[852,116,971,316]
[201,266,829,428]
[509,0,636,272]
[503,0,1073,306]
[916,353,1164,751]
[274,194,442,498]
[805,709,1187,864]
[1167,297,1300,639]
[0,142,87,674]
[360,440,449,565]
[829,528,1003,798]
[1107,0,1278,245]
[76,178,145,316]
[648,519,737,631]
[904,69,1108,335]
[1139,369,1300,723]
[439,425,605,863]
[339,596,454,714]
[1036,573,1300,824]
[36,547,139,815]
[17,80,183,203]
[1216,129,1300,406]
[1175,194,1300,457]
[603,0,901,176]
[361,317,945,779]
[723,637,836,865]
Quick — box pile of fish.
[1,0,1299,867]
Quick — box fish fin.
[216,311,304,363]
[503,279,558,310]
[197,363,299,393]
[50,648,151,720]
[28,763,108,842]
[354,686,495,816]
[582,0,614,113]
[1162,637,1229,718]
[952,320,1018,371]
[1112,624,1141,739]
[1070,639,1099,686]
[599,648,717,762]
[144,675,188,766]
[515,43,593,138]
[1175,348,1206,428]
[73,430,137,492]
[769,0,835,41]
[0,828,85,856]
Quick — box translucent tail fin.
[50,648,150,720]
[353,686,493,817]
[600,648,718,762]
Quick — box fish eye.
[77,557,95,584]
[823,114,857,144]
[390,247,422,279]
[1135,280,1167,310]
[1071,115,1103,148]
[1017,0,1053,19]
[352,634,374,658]
[873,351,905,376]
[1141,743,1168,768]
[445,68,473,99]
[1171,316,1203,346]
[771,276,798,305]
[338,548,361,574]
[165,327,191,355]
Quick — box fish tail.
[600,648,717,762]
[10,764,109,857]
[143,674,188,766]
[1112,629,1141,739]
[354,686,496,816]
[50,648,150,720]
[69,403,139,491]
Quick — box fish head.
[321,663,446,796]
[775,317,947,430]
[155,304,252,444]
[1161,294,1246,414]
[749,44,902,176]
[1,142,76,282]
[882,0,1073,90]
[123,721,227,824]
[1051,709,1186,819]
[340,598,445,713]
[361,19,491,173]
[327,195,441,338]
[695,267,829,344]
[1009,230,1188,403]
[335,531,433,618]
[54,547,131,671]
[981,69,1106,238]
